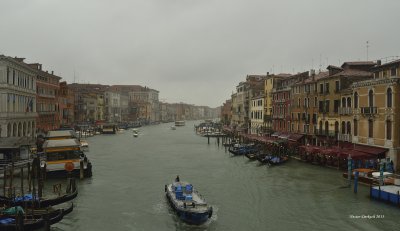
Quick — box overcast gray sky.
[1,0,399,107]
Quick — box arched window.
[346,121,351,134]
[354,92,359,108]
[32,121,35,137]
[369,90,374,107]
[354,119,358,136]
[387,120,392,140]
[387,88,392,108]
[27,121,31,136]
[368,119,373,138]
[347,97,351,108]
[341,121,346,134]
[324,121,329,135]
[7,123,11,137]
[342,98,346,108]
[23,122,26,136]
[13,123,17,137]
[334,121,339,134]
[319,121,323,133]
[18,122,22,137]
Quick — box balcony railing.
[338,107,352,115]
[272,114,285,119]
[361,107,377,115]
[338,133,352,142]
[315,129,336,137]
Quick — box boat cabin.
[46,130,78,140]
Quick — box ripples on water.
[45,121,400,231]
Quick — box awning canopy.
[288,134,304,142]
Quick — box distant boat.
[80,139,89,152]
[171,126,176,130]
[175,121,185,126]
[165,178,213,225]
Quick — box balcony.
[272,114,285,119]
[361,107,377,115]
[315,129,336,137]
[264,115,272,122]
[338,107,352,115]
[274,98,286,103]
[338,133,352,142]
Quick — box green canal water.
[49,121,399,231]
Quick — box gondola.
[0,189,77,208]
[267,155,289,166]
[0,210,64,230]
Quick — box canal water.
[50,121,399,231]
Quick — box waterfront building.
[58,81,74,127]
[221,99,232,125]
[271,73,300,134]
[263,74,282,135]
[290,70,328,145]
[0,55,37,165]
[68,83,108,123]
[352,59,400,170]
[120,93,129,122]
[315,62,374,146]
[127,86,160,123]
[29,63,61,134]
[105,90,121,122]
[250,92,264,135]
[231,75,266,132]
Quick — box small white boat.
[132,128,139,133]
[171,126,176,130]
[133,133,138,137]
[80,139,89,152]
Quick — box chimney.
[51,71,54,75]
[377,60,381,66]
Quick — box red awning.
[352,144,388,156]
[320,148,339,156]
[288,133,304,142]
[339,149,373,160]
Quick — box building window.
[347,97,351,108]
[368,119,373,138]
[314,97,317,107]
[354,120,358,136]
[354,92,358,108]
[325,100,330,112]
[341,121,346,134]
[387,120,392,140]
[341,98,346,107]
[319,121,322,132]
[368,90,374,107]
[346,122,351,134]
[387,88,392,108]
[324,121,329,135]
[325,83,329,93]
[319,84,323,94]
[334,121,339,134]
[391,68,396,77]
[334,100,340,113]
[335,81,340,92]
